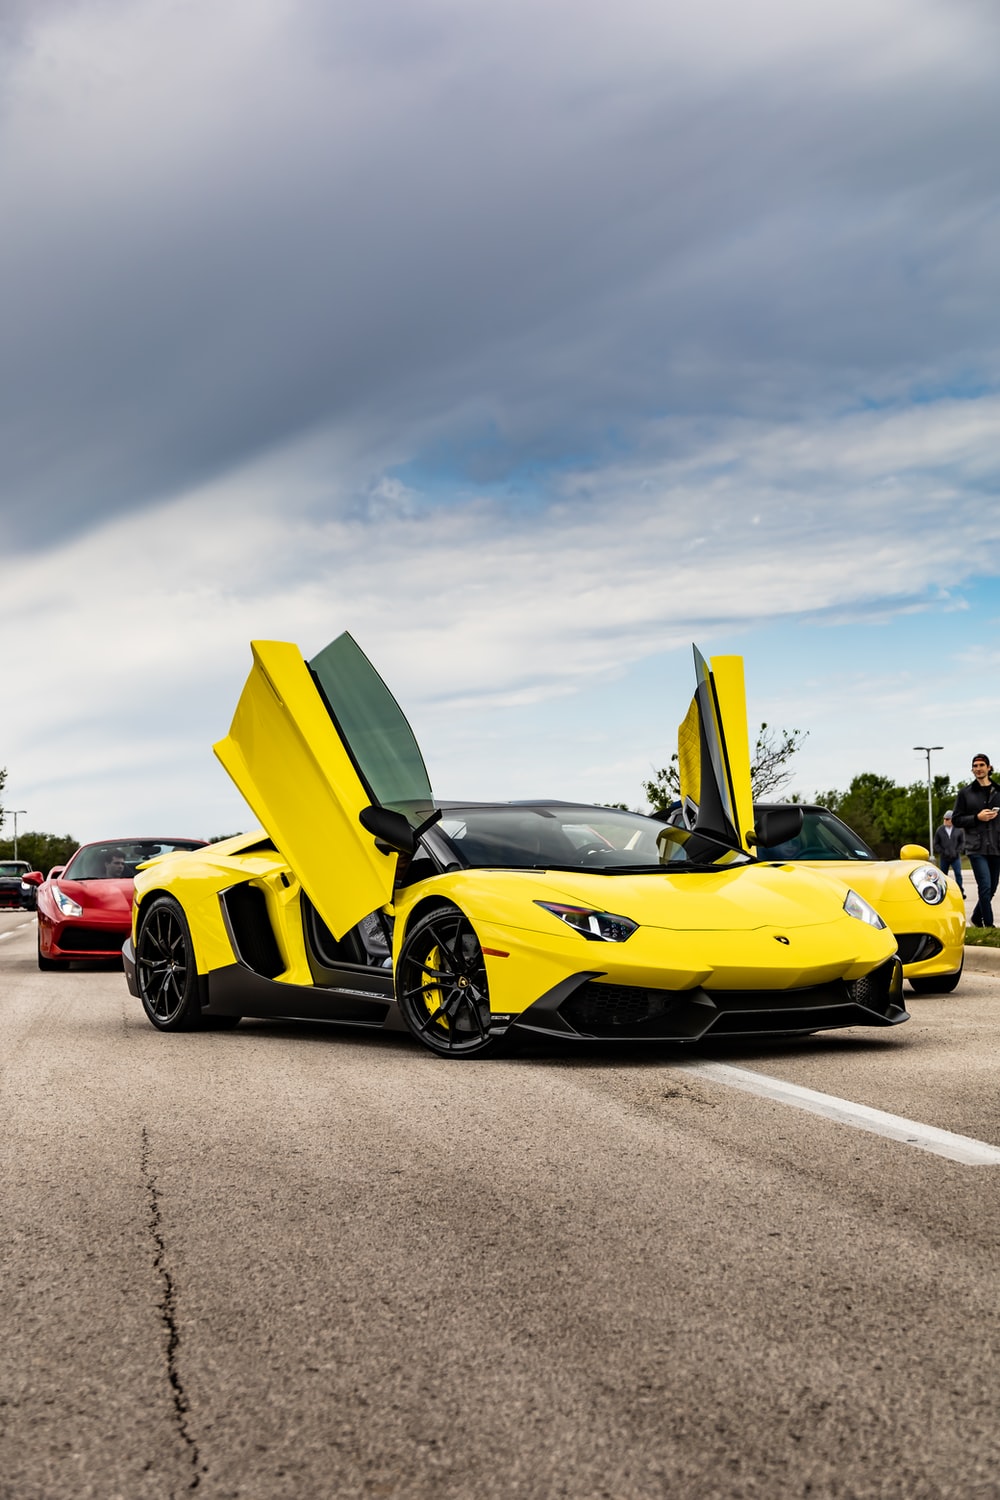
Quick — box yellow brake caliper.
[422,943,451,1033]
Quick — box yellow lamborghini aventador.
[124,636,906,1056]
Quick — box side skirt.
[204,961,397,1027]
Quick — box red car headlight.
[53,887,83,918]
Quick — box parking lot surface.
[2,910,999,1499]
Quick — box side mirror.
[22,871,44,886]
[750,806,804,848]
[359,805,443,856]
[359,805,416,855]
[900,843,929,860]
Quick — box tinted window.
[62,840,206,880]
[309,633,433,823]
[755,809,876,862]
[437,805,751,871]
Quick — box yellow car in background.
[124,637,905,1056]
[753,804,966,994]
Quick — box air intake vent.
[220,884,284,979]
[562,982,674,1029]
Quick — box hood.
[793,858,952,910]
[56,877,134,913]
[513,862,858,932]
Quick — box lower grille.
[58,926,128,952]
[895,933,943,965]
[562,982,675,1029]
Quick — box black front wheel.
[396,905,500,1058]
[908,963,963,996]
[135,896,204,1031]
[37,941,59,972]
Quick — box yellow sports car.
[124,637,905,1056]
[753,804,966,994]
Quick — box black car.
[0,860,32,910]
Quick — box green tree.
[0,831,79,873]
[643,723,807,811]
[817,773,956,858]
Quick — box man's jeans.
[939,853,964,892]
[968,853,1000,926]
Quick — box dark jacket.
[934,823,966,858]
[952,779,1000,855]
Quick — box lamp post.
[913,748,942,854]
[9,810,27,862]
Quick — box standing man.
[953,755,1000,926]
[933,810,965,893]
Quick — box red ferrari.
[35,838,207,969]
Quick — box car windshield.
[0,862,28,877]
[62,840,206,880]
[436,805,751,871]
[755,808,877,862]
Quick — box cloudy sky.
[2,0,999,844]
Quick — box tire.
[396,904,501,1058]
[135,896,204,1031]
[908,964,963,996]
[37,941,59,972]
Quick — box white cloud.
[2,0,999,836]
[2,386,999,835]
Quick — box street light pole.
[9,810,27,862]
[913,748,943,855]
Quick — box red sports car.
[36,838,207,969]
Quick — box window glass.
[437,805,751,871]
[62,840,205,880]
[755,809,876,862]
[308,633,433,823]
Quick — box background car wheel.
[135,896,204,1031]
[908,964,963,996]
[37,942,59,972]
[396,904,500,1058]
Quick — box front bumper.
[40,915,131,962]
[507,955,907,1042]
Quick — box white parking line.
[674,1060,1000,1166]
[0,919,35,942]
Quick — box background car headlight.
[843,889,886,928]
[53,887,83,917]
[535,902,638,941]
[909,865,947,905]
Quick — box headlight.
[535,902,638,942]
[909,865,947,906]
[53,886,83,917]
[843,889,886,928]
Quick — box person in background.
[102,849,126,878]
[952,755,1000,926]
[933,810,965,893]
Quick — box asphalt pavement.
[3,911,1000,1500]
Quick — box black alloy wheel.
[135,896,204,1031]
[396,904,499,1058]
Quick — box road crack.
[141,1126,203,1492]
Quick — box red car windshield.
[62,840,206,880]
